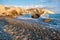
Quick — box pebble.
[3,24,60,40]
[0,17,60,40]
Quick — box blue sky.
[0,0,60,13]
[0,0,59,6]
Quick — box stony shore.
[0,17,60,40]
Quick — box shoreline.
[0,17,60,40]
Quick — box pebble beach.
[0,17,60,40]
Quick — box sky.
[0,0,60,13]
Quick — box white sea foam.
[16,16,38,21]
[40,13,49,19]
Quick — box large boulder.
[5,8,18,18]
[31,8,54,18]
[0,5,6,16]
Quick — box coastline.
[0,17,60,40]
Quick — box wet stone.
[3,24,60,40]
[0,18,60,40]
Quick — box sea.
[16,13,60,30]
[49,14,60,20]
[16,13,60,20]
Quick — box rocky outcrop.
[0,5,54,18]
[44,19,52,23]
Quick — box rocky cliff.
[0,5,54,18]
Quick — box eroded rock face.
[0,5,6,13]
[31,8,44,18]
[6,8,19,18]
[0,5,6,16]
[0,5,54,18]
[32,14,40,18]
[0,5,23,18]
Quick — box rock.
[0,5,54,19]
[44,19,52,23]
